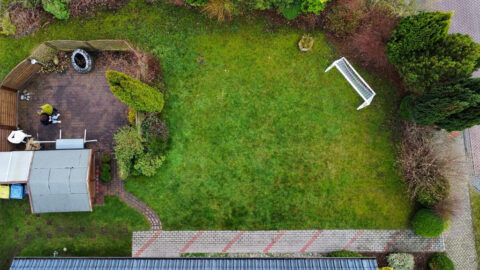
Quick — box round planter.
[71,49,93,73]
[298,35,314,52]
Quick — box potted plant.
[298,34,314,52]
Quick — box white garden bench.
[325,57,376,110]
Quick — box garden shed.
[28,149,95,213]
[0,151,33,184]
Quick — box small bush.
[202,0,235,21]
[101,163,111,172]
[0,12,16,36]
[387,253,414,270]
[428,253,454,270]
[279,2,302,20]
[42,0,70,20]
[298,34,314,52]
[128,107,136,125]
[132,153,165,177]
[102,154,112,163]
[412,209,447,238]
[100,170,111,182]
[106,70,164,113]
[327,250,363,257]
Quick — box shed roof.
[0,151,33,184]
[28,149,92,213]
[9,258,379,270]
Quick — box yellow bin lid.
[0,185,10,199]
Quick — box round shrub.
[428,253,454,270]
[100,171,112,182]
[102,155,112,163]
[412,209,447,238]
[327,250,363,257]
[101,163,111,172]
[387,253,414,270]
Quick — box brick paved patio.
[17,54,132,153]
[132,230,445,257]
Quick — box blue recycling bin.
[10,184,26,199]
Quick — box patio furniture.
[34,129,97,149]
[7,130,31,144]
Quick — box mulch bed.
[365,252,434,269]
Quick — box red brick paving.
[18,55,130,153]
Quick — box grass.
[0,197,148,270]
[470,189,480,269]
[0,0,412,233]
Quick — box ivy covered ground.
[0,0,412,240]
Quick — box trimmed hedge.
[327,250,363,257]
[428,253,454,270]
[412,209,447,238]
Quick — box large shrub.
[327,250,363,257]
[387,253,414,270]
[388,12,480,93]
[412,79,480,125]
[388,12,452,65]
[106,70,164,113]
[412,209,447,238]
[41,0,70,20]
[406,78,480,131]
[428,253,454,270]
[398,122,450,206]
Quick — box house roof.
[9,258,379,270]
[0,151,33,184]
[28,149,92,213]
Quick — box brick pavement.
[17,54,134,153]
[132,230,445,257]
[433,131,478,270]
[105,160,162,230]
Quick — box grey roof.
[9,258,378,270]
[29,149,92,213]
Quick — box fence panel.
[0,60,41,90]
[0,88,17,128]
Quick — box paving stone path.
[433,131,478,270]
[104,161,162,230]
[132,230,445,257]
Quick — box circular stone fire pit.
[71,49,93,73]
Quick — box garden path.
[132,229,445,257]
[434,131,477,270]
[102,160,162,230]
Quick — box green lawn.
[0,0,412,233]
[0,197,148,270]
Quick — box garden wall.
[43,40,132,52]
